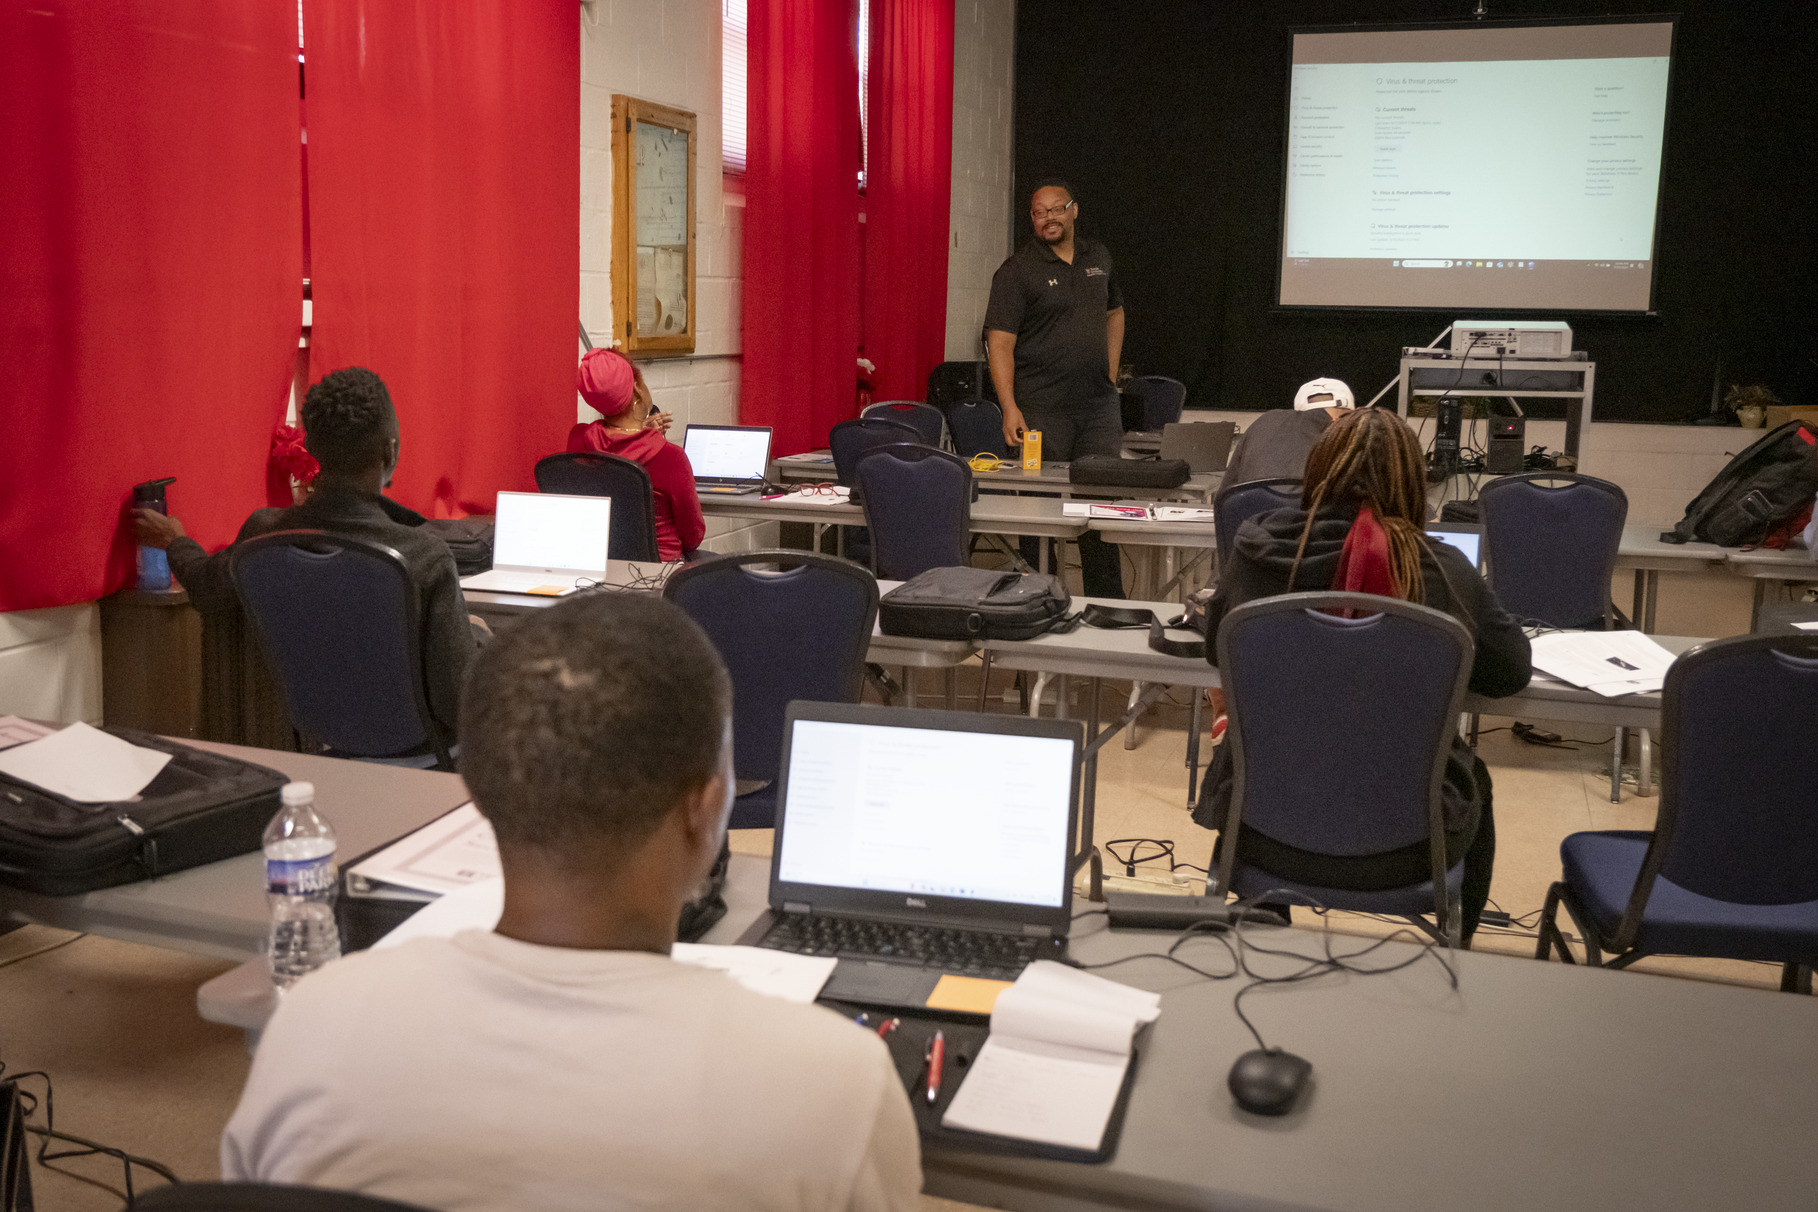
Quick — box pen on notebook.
[925,1030,945,1105]
[876,1017,900,1040]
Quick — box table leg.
[1124,682,1143,749]
[1186,692,1202,805]
[1751,580,1766,630]
[1610,726,1624,804]
[903,667,917,709]
[975,652,994,712]
[1056,674,1070,721]
[1027,672,1051,718]
[1631,570,1646,630]
[1645,572,1659,634]
[1637,728,1654,798]
[1081,677,1103,901]
[944,667,958,710]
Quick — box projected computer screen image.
[775,719,1076,909]
[1279,19,1675,312]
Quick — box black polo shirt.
[984,237,1124,415]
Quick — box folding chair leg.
[1609,726,1625,804]
[1027,672,1051,718]
[975,652,995,712]
[1536,882,1573,963]
[1781,963,1814,995]
[1636,728,1654,797]
[1468,712,1480,750]
[1124,682,1144,749]
[1185,693,1202,806]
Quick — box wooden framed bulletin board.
[611,95,697,356]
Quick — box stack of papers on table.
[347,803,501,902]
[1153,506,1216,522]
[1061,502,1152,520]
[941,960,1160,1152]
[1529,631,1678,697]
[370,872,836,1002]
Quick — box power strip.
[1104,891,1289,931]
[1075,870,1200,899]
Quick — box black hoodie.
[1193,504,1532,877]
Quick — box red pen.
[924,1030,945,1105]
[876,1017,900,1040]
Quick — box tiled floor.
[1,566,1797,1206]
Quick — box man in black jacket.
[132,367,476,743]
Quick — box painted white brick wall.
[944,0,1015,362]
[579,0,767,551]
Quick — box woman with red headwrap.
[568,348,706,562]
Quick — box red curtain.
[0,0,301,612]
[301,1,577,518]
[863,0,954,404]
[742,0,863,456]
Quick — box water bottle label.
[268,854,336,895]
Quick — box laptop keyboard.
[756,913,1048,980]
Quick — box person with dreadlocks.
[1191,406,1531,940]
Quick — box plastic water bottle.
[264,782,341,989]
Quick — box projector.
[1450,320,1573,359]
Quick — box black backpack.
[1660,421,1818,547]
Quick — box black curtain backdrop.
[1013,1,1817,422]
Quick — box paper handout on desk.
[1061,502,1152,520]
[941,960,1161,1152]
[0,722,171,804]
[347,803,500,901]
[1529,631,1678,697]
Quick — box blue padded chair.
[533,451,660,563]
[1211,592,1476,943]
[1124,375,1187,432]
[663,551,879,829]
[828,416,922,486]
[862,400,946,448]
[1536,633,1818,992]
[944,397,1013,460]
[854,444,972,580]
[230,531,453,771]
[1478,472,1627,629]
[131,1182,435,1211]
[1213,477,1302,575]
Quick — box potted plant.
[1726,384,1781,429]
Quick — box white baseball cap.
[1293,377,1355,411]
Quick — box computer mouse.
[1227,1048,1312,1116]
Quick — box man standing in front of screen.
[985,179,1126,598]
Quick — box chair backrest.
[1477,472,1627,629]
[828,417,922,485]
[533,451,660,562]
[944,397,1012,460]
[229,531,448,766]
[1215,593,1474,905]
[862,400,945,447]
[131,1181,436,1211]
[854,444,972,579]
[1612,635,1818,943]
[663,551,879,782]
[1213,477,1303,572]
[1126,375,1187,431]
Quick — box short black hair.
[458,592,732,855]
[1029,177,1075,203]
[300,367,398,475]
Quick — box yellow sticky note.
[925,974,1012,1016]
[525,585,569,596]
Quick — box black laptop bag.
[878,568,1072,640]
[0,729,287,896]
[1068,455,1191,489]
[1660,421,1818,547]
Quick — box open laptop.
[459,491,612,595]
[1159,421,1236,473]
[741,702,1084,1012]
[683,424,773,494]
[1426,521,1486,571]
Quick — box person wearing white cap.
[1221,376,1356,487]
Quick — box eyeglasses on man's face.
[1031,201,1074,221]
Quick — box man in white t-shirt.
[221,593,922,1211]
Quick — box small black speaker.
[1487,416,1526,475]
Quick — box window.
[856,0,869,192]
[721,0,747,175]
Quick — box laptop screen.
[492,491,612,573]
[684,425,772,481]
[1426,525,1483,569]
[775,717,1077,909]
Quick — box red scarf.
[1333,505,1396,604]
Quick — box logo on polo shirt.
[1085,267,1106,277]
[1047,278,1058,287]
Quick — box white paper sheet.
[1153,506,1217,523]
[668,944,835,1004]
[373,876,504,948]
[1794,621,1818,632]
[939,959,1157,1149]
[347,803,500,896]
[1060,503,1151,520]
[0,722,171,803]
[1530,631,1677,697]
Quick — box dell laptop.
[1426,521,1486,571]
[684,423,773,494]
[1159,421,1236,473]
[459,491,612,595]
[740,702,1084,1012]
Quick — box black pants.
[1016,395,1126,599]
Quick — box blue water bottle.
[132,477,176,591]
